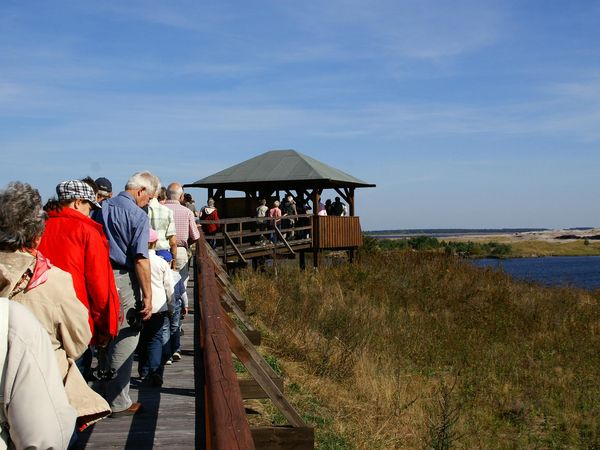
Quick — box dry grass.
[234,251,600,449]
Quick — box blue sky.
[1,1,599,230]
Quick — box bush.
[362,235,513,258]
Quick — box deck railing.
[194,233,255,450]
[194,232,314,449]
[198,214,363,263]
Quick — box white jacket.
[149,250,175,314]
[0,299,76,450]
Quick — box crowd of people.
[0,172,201,449]
[257,194,348,243]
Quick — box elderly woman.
[0,181,111,431]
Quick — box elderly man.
[95,177,113,203]
[94,171,155,417]
[164,182,200,363]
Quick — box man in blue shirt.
[94,171,156,417]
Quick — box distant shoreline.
[365,228,600,257]
[365,228,597,240]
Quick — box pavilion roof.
[185,149,375,191]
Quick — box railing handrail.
[197,213,314,225]
[195,233,256,450]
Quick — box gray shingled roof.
[186,149,375,188]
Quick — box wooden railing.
[198,214,364,263]
[195,233,255,450]
[194,232,314,449]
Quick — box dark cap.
[95,177,112,194]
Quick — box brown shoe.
[109,402,142,418]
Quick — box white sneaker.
[165,358,173,365]
[172,352,181,361]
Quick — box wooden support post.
[299,251,306,270]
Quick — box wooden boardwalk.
[79,309,196,449]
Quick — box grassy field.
[234,250,600,449]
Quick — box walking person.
[148,183,177,265]
[164,183,200,364]
[38,180,121,380]
[93,171,156,417]
[0,181,111,431]
[0,298,77,449]
[137,228,175,387]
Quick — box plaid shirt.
[164,200,200,247]
[148,198,176,251]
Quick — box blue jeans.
[167,298,182,357]
[138,312,169,378]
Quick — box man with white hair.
[94,171,155,417]
[163,182,200,363]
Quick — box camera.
[126,301,145,332]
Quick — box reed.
[234,250,600,449]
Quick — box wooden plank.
[223,315,306,428]
[239,378,284,400]
[199,237,256,450]
[251,426,314,450]
[80,313,197,449]
[274,226,295,254]
[223,230,247,263]
[221,291,260,338]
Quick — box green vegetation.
[235,250,600,449]
[509,239,600,257]
[363,235,512,257]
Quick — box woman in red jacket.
[38,180,120,350]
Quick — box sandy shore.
[444,228,600,243]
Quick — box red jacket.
[200,207,220,234]
[38,207,120,340]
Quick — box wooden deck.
[79,306,196,448]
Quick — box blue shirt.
[94,191,149,270]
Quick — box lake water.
[471,256,600,290]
